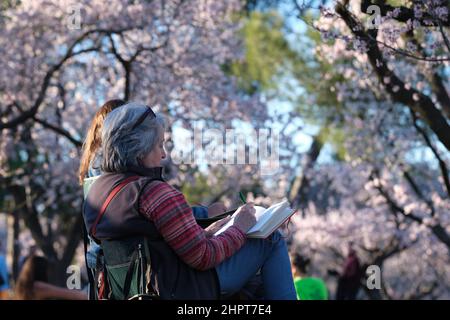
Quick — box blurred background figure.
[14,254,86,300]
[291,252,328,300]
[0,240,10,299]
[335,243,363,300]
[18,245,38,274]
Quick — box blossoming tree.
[0,0,266,282]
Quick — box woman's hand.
[232,203,256,234]
[205,216,232,237]
[207,202,227,218]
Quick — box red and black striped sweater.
[139,180,246,271]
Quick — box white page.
[213,201,287,236]
[247,201,292,237]
[247,202,285,233]
[214,206,266,236]
[213,213,234,236]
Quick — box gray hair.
[101,102,165,173]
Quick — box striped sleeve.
[138,181,246,271]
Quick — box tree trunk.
[51,214,83,286]
[12,211,20,281]
[289,130,324,213]
[5,211,20,282]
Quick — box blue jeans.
[216,231,297,300]
[87,239,101,269]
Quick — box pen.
[239,192,246,204]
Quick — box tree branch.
[335,2,450,151]
[289,129,324,214]
[373,39,450,62]
[438,21,450,53]
[369,170,423,224]
[108,34,132,100]
[432,72,450,119]
[403,170,435,217]
[410,110,450,199]
[9,185,58,261]
[361,0,450,27]
[60,214,83,271]
[371,170,450,251]
[0,27,134,130]
[33,116,82,147]
[404,29,450,119]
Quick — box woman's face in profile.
[142,135,166,167]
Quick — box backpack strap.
[82,223,97,300]
[95,249,109,299]
[89,175,140,238]
[122,248,139,299]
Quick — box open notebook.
[214,200,296,239]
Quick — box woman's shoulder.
[141,180,182,198]
[139,180,187,213]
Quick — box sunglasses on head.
[131,106,156,130]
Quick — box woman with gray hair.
[83,102,296,300]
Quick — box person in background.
[0,240,10,299]
[79,99,128,181]
[335,242,363,300]
[14,255,86,300]
[291,253,328,300]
